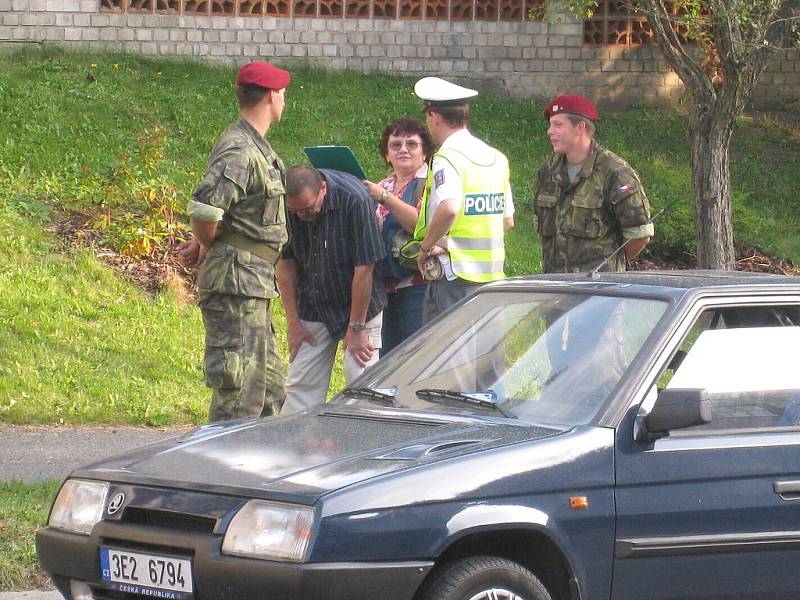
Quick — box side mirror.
[635,388,711,442]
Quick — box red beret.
[236,61,291,90]
[544,95,599,122]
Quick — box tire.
[423,555,553,600]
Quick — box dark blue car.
[37,271,800,600]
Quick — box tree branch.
[637,0,716,100]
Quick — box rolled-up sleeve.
[187,150,250,222]
[186,200,225,222]
[608,168,653,239]
[622,222,655,240]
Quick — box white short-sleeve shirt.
[426,129,514,226]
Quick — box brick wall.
[2,0,799,107]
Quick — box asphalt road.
[1,425,192,600]
[0,424,191,483]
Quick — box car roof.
[485,270,800,301]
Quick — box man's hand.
[344,329,374,367]
[177,238,208,268]
[623,236,651,263]
[287,320,318,363]
[416,245,444,278]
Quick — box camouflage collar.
[580,140,601,177]
[235,118,276,161]
[554,140,601,189]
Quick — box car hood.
[72,404,562,504]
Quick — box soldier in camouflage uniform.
[534,95,653,273]
[182,61,291,422]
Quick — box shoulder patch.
[434,169,445,188]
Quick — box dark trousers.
[422,278,485,325]
[380,284,427,357]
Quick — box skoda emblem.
[107,493,126,516]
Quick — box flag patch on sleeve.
[434,169,445,188]
[618,184,633,194]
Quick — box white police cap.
[414,77,478,106]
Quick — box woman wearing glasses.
[363,118,435,357]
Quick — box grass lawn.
[0,204,209,425]
[1,47,799,427]
[3,47,799,267]
[0,480,60,591]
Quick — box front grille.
[122,507,216,534]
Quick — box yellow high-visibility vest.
[415,144,508,283]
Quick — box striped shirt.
[282,169,387,338]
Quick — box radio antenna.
[588,207,667,279]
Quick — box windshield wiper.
[415,389,514,418]
[341,386,399,407]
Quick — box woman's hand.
[362,180,387,204]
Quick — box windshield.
[345,291,668,426]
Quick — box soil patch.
[47,211,800,297]
[45,211,196,302]
[633,245,800,276]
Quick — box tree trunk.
[686,103,737,270]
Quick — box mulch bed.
[45,210,800,298]
[45,211,196,300]
[633,246,800,276]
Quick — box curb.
[0,593,61,599]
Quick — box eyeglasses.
[287,186,324,216]
[388,139,421,152]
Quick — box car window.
[356,291,668,426]
[661,305,800,433]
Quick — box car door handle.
[774,481,800,499]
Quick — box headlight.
[222,500,314,562]
[49,479,109,535]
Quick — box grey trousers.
[281,313,383,414]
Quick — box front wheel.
[423,556,552,600]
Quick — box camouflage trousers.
[199,294,285,422]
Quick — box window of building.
[583,0,654,45]
[99,0,535,20]
[583,0,706,46]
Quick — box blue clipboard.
[304,145,366,180]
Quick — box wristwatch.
[349,321,365,333]
[378,189,389,204]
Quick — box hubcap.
[467,589,525,600]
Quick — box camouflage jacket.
[187,119,288,299]
[534,141,652,274]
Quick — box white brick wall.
[1,2,798,105]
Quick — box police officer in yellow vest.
[412,77,512,324]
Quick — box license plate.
[99,547,193,599]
